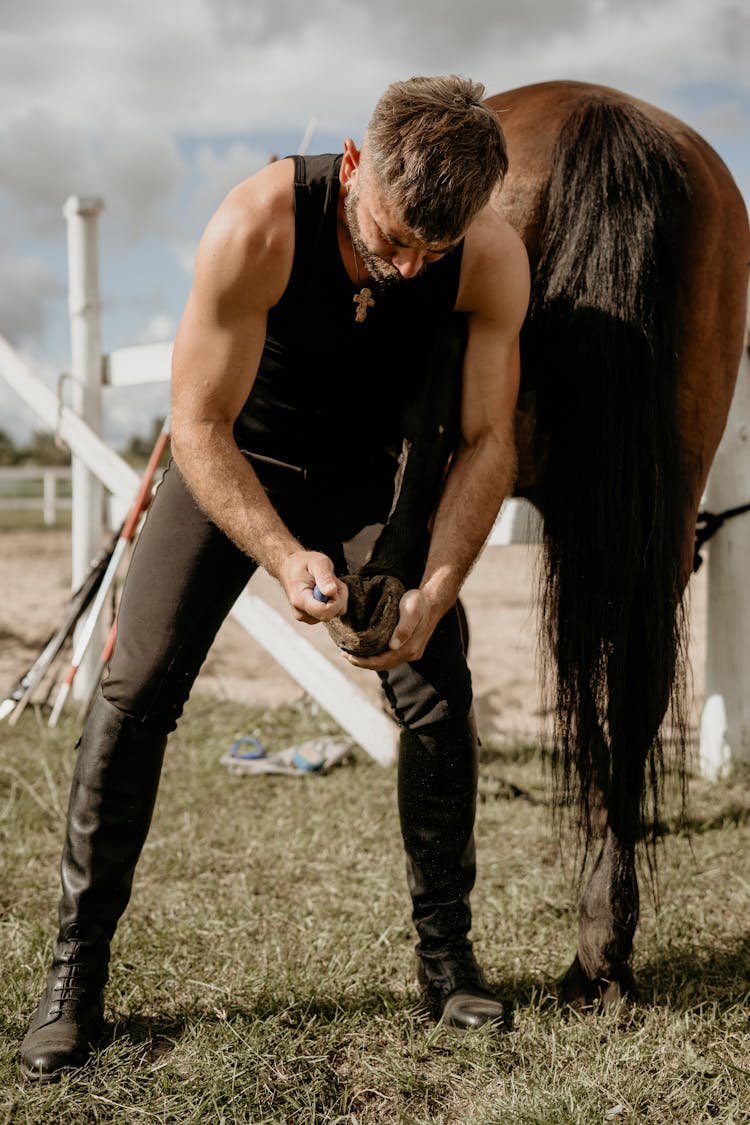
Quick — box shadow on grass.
[635,932,750,1011]
[499,933,750,1023]
[106,985,430,1060]
[107,932,750,1051]
[37,935,747,1070]
[103,970,565,1062]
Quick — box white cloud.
[93,133,185,237]
[171,240,199,277]
[0,0,747,443]
[0,111,93,235]
[1,0,746,139]
[192,141,271,217]
[138,314,176,345]
[0,254,63,344]
[527,0,749,108]
[0,110,184,239]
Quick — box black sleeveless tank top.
[233,153,464,473]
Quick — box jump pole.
[47,422,170,727]
[64,195,106,704]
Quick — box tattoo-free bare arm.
[169,162,347,621]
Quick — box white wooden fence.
[0,197,748,777]
[0,466,71,525]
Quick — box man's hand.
[278,550,349,624]
[343,587,436,670]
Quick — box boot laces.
[49,942,106,1015]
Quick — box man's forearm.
[170,421,301,578]
[419,431,517,617]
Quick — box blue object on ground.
[291,742,326,771]
[220,737,354,777]
[229,736,266,760]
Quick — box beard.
[344,189,406,288]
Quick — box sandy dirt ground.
[0,528,708,747]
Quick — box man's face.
[344,163,459,285]
[344,188,404,286]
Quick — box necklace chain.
[347,222,361,285]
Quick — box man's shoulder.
[216,157,297,241]
[456,208,530,321]
[200,159,296,258]
[464,207,527,270]
[193,158,298,307]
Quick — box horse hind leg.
[560,614,681,1012]
[558,717,640,1011]
[559,825,639,1011]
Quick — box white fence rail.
[0,466,72,525]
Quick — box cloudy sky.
[1,0,748,446]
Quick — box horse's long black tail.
[527,95,691,854]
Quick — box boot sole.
[19,1060,73,1084]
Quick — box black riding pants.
[103,458,474,735]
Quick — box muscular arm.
[169,160,347,621]
[420,216,528,609]
[349,209,529,668]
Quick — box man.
[20,74,530,1081]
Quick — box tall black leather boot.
[398,715,505,1032]
[20,695,167,1082]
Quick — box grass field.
[0,508,71,531]
[1,695,748,1123]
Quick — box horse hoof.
[559,955,637,1012]
[325,574,405,656]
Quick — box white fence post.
[42,470,57,526]
[64,195,106,702]
[699,292,750,779]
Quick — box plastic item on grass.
[220,737,354,778]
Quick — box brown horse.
[332,80,750,1009]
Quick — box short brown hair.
[363,75,508,244]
